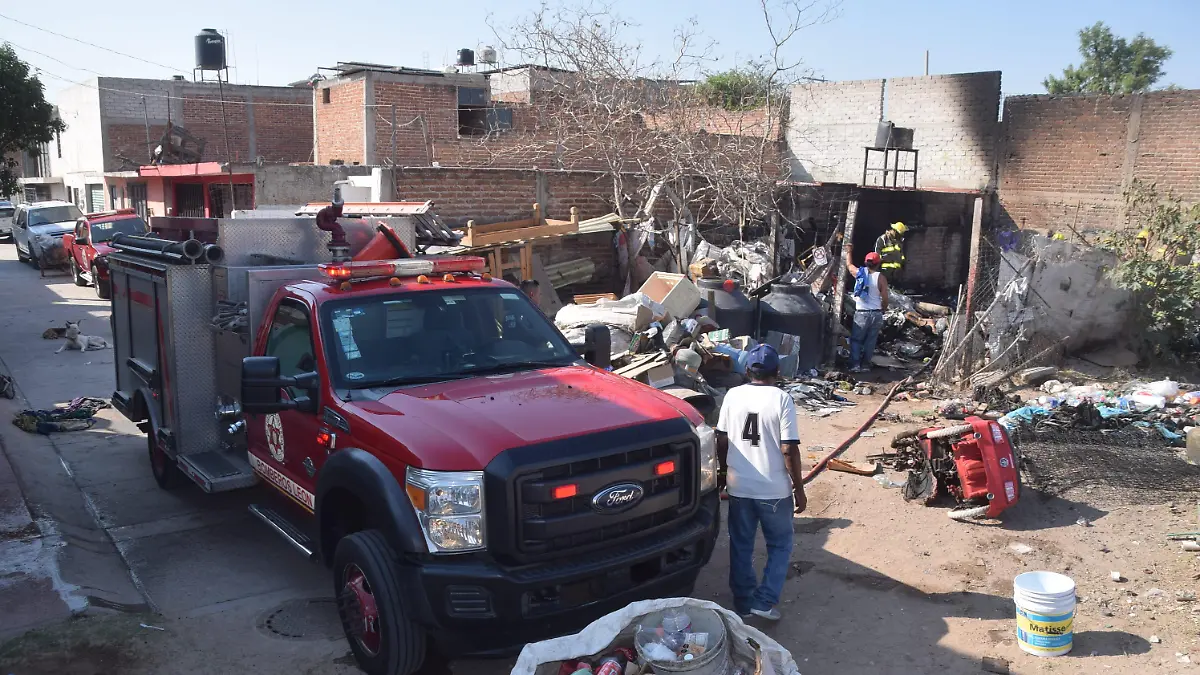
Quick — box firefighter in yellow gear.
[875,222,907,280]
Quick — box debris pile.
[997,378,1200,446]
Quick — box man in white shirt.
[844,245,889,373]
[716,344,807,621]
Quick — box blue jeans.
[850,309,883,369]
[728,495,794,614]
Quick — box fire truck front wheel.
[147,426,179,490]
[334,530,426,675]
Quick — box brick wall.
[107,123,167,170]
[370,79,457,166]
[254,97,314,163]
[395,166,619,293]
[787,78,885,183]
[96,78,313,171]
[887,72,1001,190]
[181,94,251,162]
[315,79,365,165]
[997,89,1200,232]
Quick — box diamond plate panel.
[216,216,415,266]
[164,264,220,457]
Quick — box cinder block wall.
[787,78,885,184]
[887,72,1001,191]
[787,72,1002,191]
[997,90,1200,232]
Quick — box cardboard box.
[688,258,719,281]
[638,272,701,321]
[644,363,677,389]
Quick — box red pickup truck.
[62,209,147,299]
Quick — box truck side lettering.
[249,453,315,510]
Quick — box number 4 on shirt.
[742,413,761,446]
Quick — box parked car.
[62,209,147,299]
[13,201,84,269]
[0,201,14,239]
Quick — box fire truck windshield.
[320,287,579,389]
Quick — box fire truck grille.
[514,440,696,556]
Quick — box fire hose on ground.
[802,357,937,486]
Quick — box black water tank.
[456,49,475,67]
[696,278,755,337]
[758,283,826,372]
[195,29,226,70]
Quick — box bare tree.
[487,0,837,227]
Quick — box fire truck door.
[246,298,322,511]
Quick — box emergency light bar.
[318,256,486,281]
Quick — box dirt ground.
[3,367,1198,675]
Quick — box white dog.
[56,321,110,353]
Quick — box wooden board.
[462,221,578,247]
[530,253,563,317]
[574,293,618,304]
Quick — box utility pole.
[924,50,930,76]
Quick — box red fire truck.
[106,207,720,675]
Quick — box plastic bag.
[510,598,800,675]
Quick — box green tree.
[697,66,771,111]
[0,44,64,197]
[1105,180,1200,356]
[1044,22,1172,95]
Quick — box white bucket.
[1013,571,1075,657]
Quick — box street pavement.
[0,245,358,672]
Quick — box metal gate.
[129,183,148,219]
[175,184,206,218]
[86,184,104,212]
[207,183,253,218]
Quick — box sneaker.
[750,607,781,621]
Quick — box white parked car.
[0,201,13,239]
[13,201,84,269]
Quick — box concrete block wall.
[997,89,1200,232]
[887,72,1001,190]
[787,78,885,183]
[786,73,1002,190]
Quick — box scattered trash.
[1009,543,1034,555]
[859,431,876,438]
[1176,591,1196,602]
[1111,571,1125,582]
[12,397,110,434]
[873,474,905,489]
[1146,588,1166,599]
[1076,517,1092,527]
[140,623,166,631]
[1150,635,1161,644]
[1178,653,1191,664]
[1182,542,1200,552]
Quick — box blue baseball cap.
[746,343,780,374]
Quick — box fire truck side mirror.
[576,324,611,370]
[241,356,319,414]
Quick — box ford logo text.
[591,482,645,513]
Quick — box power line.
[3,37,106,77]
[0,11,187,74]
[33,66,315,108]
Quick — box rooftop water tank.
[456,49,475,67]
[758,283,826,373]
[195,29,226,70]
[696,278,755,337]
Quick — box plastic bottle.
[594,653,627,675]
[874,474,905,489]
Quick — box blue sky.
[3,0,1197,99]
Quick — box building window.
[322,88,331,104]
[459,107,513,136]
[109,185,118,209]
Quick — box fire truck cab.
[106,210,720,675]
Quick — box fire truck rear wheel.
[334,530,425,675]
[147,426,179,490]
[93,266,110,299]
